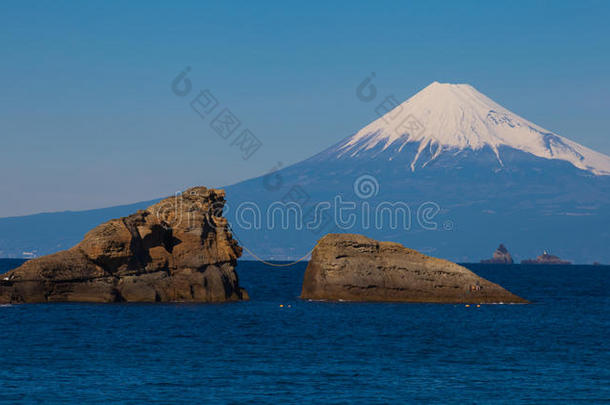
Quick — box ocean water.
[0,260,608,403]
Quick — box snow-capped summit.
[338,81,610,175]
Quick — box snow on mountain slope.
[338,82,610,175]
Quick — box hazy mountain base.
[223,143,610,263]
[0,145,609,263]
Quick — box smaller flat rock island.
[301,234,527,304]
[521,250,571,265]
[0,187,248,304]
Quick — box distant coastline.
[1,258,608,268]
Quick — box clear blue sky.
[1,0,609,216]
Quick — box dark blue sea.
[0,259,608,403]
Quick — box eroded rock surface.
[301,234,527,303]
[0,187,248,303]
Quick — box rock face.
[481,244,514,264]
[0,187,248,304]
[301,234,527,303]
[521,251,571,265]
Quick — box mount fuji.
[222,82,610,262]
[1,82,609,263]
[334,81,610,175]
